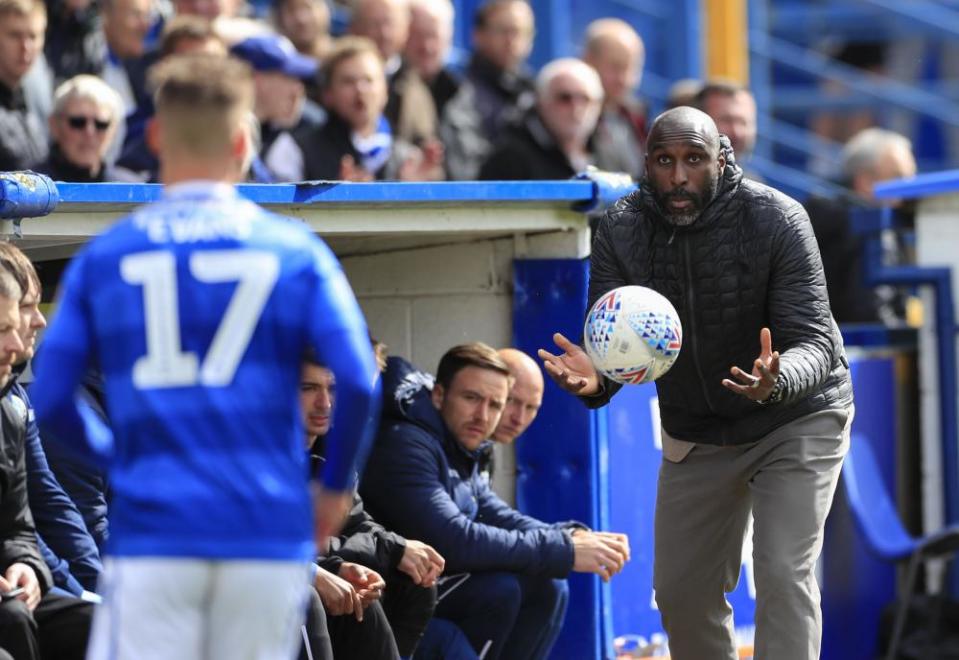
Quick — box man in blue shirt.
[31,53,379,660]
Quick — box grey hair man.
[840,127,916,203]
[42,75,123,181]
[806,126,917,324]
[479,57,603,180]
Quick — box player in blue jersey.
[29,53,380,660]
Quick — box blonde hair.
[53,75,122,124]
[149,54,254,157]
[0,0,44,20]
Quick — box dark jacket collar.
[381,356,484,474]
[0,80,26,112]
[41,145,107,183]
[467,53,533,100]
[1,362,27,399]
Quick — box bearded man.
[539,106,854,660]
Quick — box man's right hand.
[397,540,445,587]
[571,531,631,582]
[538,333,601,396]
[313,567,364,621]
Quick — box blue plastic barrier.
[822,355,901,660]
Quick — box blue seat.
[843,432,959,660]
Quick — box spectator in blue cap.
[230,32,326,179]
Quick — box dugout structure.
[1,177,912,658]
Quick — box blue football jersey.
[31,182,378,561]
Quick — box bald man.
[492,348,544,444]
[350,0,409,70]
[351,0,440,151]
[540,107,854,660]
[583,18,647,179]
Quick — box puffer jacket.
[360,356,584,577]
[585,142,854,445]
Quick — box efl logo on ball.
[584,285,683,385]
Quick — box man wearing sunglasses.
[478,57,603,181]
[40,75,122,183]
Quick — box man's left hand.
[338,562,385,609]
[721,327,780,402]
[5,563,40,611]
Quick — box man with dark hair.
[540,106,853,660]
[0,0,49,170]
[695,79,757,164]
[0,263,93,660]
[0,242,102,599]
[361,342,630,660]
[300,360,442,660]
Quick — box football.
[584,285,683,385]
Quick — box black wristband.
[757,375,785,405]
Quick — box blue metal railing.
[749,0,959,198]
[872,173,959,596]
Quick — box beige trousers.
[653,407,853,660]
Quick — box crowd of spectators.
[0,0,661,185]
[0,0,930,656]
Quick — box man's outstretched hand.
[538,333,601,396]
[721,327,780,402]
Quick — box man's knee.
[535,578,568,615]
[543,579,569,627]
[472,572,523,610]
[654,573,728,621]
[0,599,38,656]
[754,554,816,603]
[0,599,34,631]
[386,571,437,615]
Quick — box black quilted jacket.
[583,148,854,446]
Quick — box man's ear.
[431,383,445,410]
[717,152,726,173]
[145,117,160,156]
[852,171,874,200]
[231,120,249,161]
